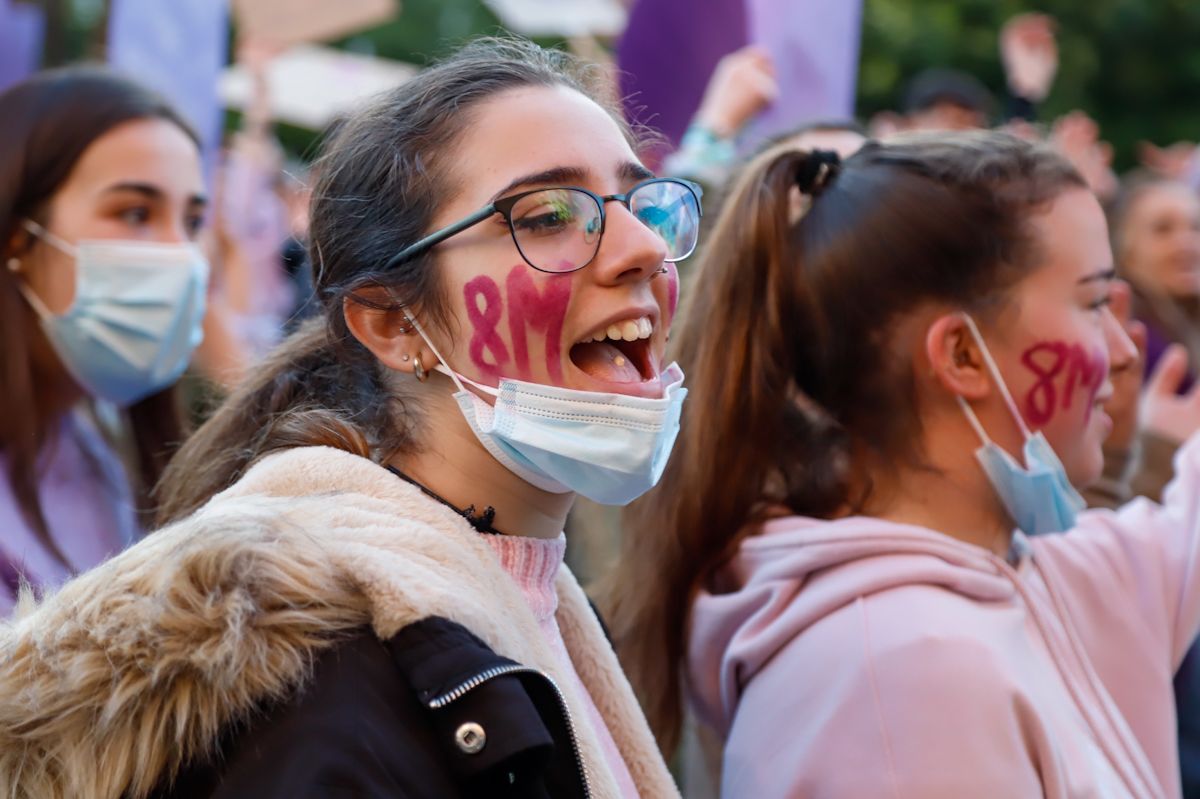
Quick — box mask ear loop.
[21,219,78,258]
[397,304,472,395]
[959,313,1034,441]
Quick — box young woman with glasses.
[0,38,695,798]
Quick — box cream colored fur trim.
[0,447,677,799]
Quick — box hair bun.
[795,149,841,196]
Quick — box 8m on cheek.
[1021,340,1107,426]
[463,265,571,384]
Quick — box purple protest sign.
[742,0,863,147]
[0,1,45,93]
[617,0,863,162]
[107,0,229,169]
[617,0,747,167]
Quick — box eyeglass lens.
[508,181,700,273]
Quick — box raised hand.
[694,45,779,139]
[1001,13,1059,102]
[1138,140,1198,180]
[1051,111,1118,201]
[1144,343,1200,445]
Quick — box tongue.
[570,341,643,383]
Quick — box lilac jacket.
[0,412,138,613]
[688,433,1200,798]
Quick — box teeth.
[581,316,654,344]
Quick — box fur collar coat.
[0,446,678,799]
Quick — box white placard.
[482,0,627,37]
[232,0,399,46]
[219,45,417,129]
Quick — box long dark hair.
[156,37,632,524]
[609,130,1086,750]
[0,66,198,563]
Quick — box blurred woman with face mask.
[0,67,209,613]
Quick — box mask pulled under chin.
[443,363,688,505]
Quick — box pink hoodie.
[687,435,1200,798]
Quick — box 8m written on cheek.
[1021,340,1107,426]
[463,265,571,384]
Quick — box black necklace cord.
[384,464,504,536]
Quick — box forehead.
[1132,183,1200,220]
[58,118,204,201]
[1026,188,1111,279]
[444,85,640,202]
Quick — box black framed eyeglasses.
[383,177,703,274]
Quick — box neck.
[391,375,574,540]
[861,418,1015,558]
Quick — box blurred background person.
[0,67,210,613]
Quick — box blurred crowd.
[4,6,1200,798]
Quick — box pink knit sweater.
[486,533,640,797]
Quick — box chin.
[1066,446,1105,491]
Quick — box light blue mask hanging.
[405,309,686,505]
[957,314,1086,535]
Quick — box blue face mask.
[15,220,209,407]
[957,314,1086,535]
[406,311,687,505]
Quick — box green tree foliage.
[859,0,1200,167]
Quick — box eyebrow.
[488,161,657,203]
[102,181,209,208]
[1077,267,1117,285]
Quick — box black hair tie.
[795,149,842,196]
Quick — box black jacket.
[154,617,591,798]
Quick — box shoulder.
[159,618,561,798]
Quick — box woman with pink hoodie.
[609,130,1200,797]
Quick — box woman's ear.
[342,286,422,374]
[925,313,991,401]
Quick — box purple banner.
[107,0,229,168]
[617,0,748,167]
[617,0,863,163]
[743,0,863,147]
[0,1,45,93]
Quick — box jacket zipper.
[428,664,592,798]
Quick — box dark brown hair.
[608,130,1086,751]
[156,36,629,524]
[0,66,198,562]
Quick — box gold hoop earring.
[413,354,427,382]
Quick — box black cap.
[902,68,995,116]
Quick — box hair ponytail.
[155,318,415,524]
[609,131,1087,752]
[605,147,853,752]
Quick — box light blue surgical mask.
[14,220,209,407]
[957,313,1086,535]
[405,310,687,505]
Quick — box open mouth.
[568,316,655,383]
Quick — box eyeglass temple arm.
[382,204,498,271]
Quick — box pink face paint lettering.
[505,266,571,384]
[464,276,509,378]
[1021,341,1107,426]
